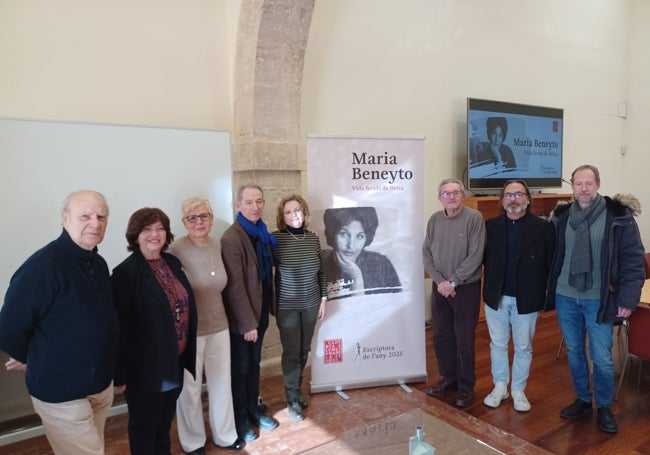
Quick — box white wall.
[622,0,650,244]
[0,0,237,130]
[301,0,649,244]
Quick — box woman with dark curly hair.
[323,207,401,300]
[111,207,197,455]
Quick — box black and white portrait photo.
[322,207,401,300]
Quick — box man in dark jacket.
[0,190,119,454]
[221,184,278,442]
[547,164,645,434]
[482,180,555,412]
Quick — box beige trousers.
[31,382,114,455]
[176,329,238,450]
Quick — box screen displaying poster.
[307,136,426,392]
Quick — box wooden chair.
[615,304,650,400]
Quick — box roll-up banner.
[307,136,426,393]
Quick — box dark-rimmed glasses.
[184,213,213,223]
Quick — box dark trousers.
[124,386,181,455]
[431,280,481,391]
[230,306,269,427]
[276,305,320,401]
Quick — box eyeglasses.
[184,213,213,223]
[503,192,526,200]
[440,191,462,199]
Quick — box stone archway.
[232,0,315,216]
[231,0,316,371]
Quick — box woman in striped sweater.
[272,194,327,422]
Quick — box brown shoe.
[426,379,458,397]
[455,389,474,408]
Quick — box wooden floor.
[2,312,649,454]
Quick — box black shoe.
[297,391,309,409]
[560,398,593,420]
[287,401,305,422]
[597,407,618,434]
[218,437,246,451]
[236,422,257,442]
[426,378,458,397]
[185,448,205,455]
[250,412,279,431]
[454,389,474,408]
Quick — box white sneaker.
[512,390,531,412]
[483,382,508,408]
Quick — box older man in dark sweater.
[0,190,119,455]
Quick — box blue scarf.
[237,212,277,281]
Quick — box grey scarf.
[568,194,606,291]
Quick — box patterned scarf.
[567,194,606,291]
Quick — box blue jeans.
[484,296,538,392]
[555,294,614,407]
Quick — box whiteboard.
[0,117,233,305]
[0,118,233,424]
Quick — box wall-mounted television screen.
[467,98,563,191]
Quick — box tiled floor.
[2,372,546,455]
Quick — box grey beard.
[506,204,527,216]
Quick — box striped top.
[272,229,327,310]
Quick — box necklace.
[189,235,217,277]
[206,238,217,276]
[287,229,306,241]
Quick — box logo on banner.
[354,342,404,361]
[324,339,343,363]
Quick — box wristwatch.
[450,281,457,288]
